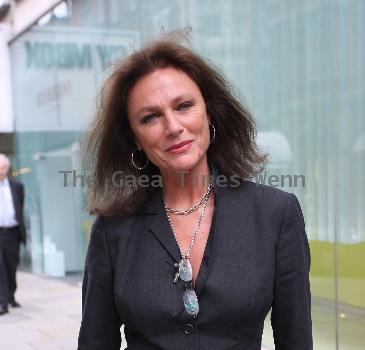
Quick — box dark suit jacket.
[8,178,27,244]
[78,171,312,349]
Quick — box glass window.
[10,0,364,348]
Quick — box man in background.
[0,154,26,315]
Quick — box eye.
[177,101,193,111]
[141,113,159,124]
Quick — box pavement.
[0,271,82,350]
[0,271,271,350]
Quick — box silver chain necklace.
[164,183,212,317]
[165,181,213,215]
[164,188,211,260]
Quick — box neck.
[161,160,212,208]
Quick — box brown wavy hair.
[82,29,267,216]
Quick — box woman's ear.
[128,128,142,150]
[133,139,142,151]
[135,139,142,151]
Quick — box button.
[183,323,195,335]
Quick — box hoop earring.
[209,123,216,144]
[131,149,149,170]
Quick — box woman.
[78,31,312,350]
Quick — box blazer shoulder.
[240,180,292,204]
[90,214,139,269]
[242,181,306,229]
[92,213,139,240]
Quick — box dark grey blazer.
[9,178,26,244]
[78,171,312,349]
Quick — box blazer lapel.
[144,189,181,264]
[194,164,225,296]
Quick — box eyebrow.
[135,93,195,116]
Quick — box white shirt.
[0,177,18,227]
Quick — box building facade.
[0,0,364,348]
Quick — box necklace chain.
[165,181,213,215]
[164,182,212,259]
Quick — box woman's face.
[127,67,210,175]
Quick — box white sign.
[10,26,139,131]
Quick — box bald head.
[0,154,10,180]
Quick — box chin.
[167,155,207,173]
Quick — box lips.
[166,140,193,152]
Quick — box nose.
[164,112,183,137]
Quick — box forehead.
[128,67,201,107]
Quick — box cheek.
[131,126,157,148]
[135,128,164,159]
[197,120,210,147]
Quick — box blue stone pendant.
[183,289,199,316]
[178,257,193,281]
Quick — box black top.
[78,167,312,350]
[8,178,26,244]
